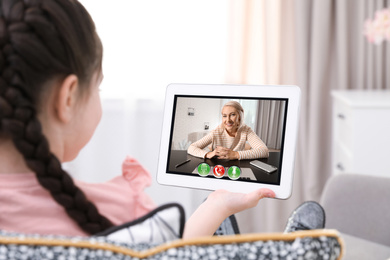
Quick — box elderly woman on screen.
[187,101,269,160]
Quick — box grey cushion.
[321,174,390,247]
[341,233,390,260]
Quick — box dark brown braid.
[0,0,113,234]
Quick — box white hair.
[221,101,245,129]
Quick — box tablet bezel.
[157,83,300,199]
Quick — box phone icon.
[213,165,225,178]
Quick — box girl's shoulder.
[120,156,152,193]
[75,156,155,223]
[77,156,152,194]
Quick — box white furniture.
[331,90,390,177]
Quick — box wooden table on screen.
[167,150,281,185]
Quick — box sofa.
[321,173,390,259]
[0,203,344,259]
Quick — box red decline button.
[213,165,225,178]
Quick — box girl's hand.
[207,188,275,216]
[183,188,275,239]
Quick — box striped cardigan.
[187,124,269,160]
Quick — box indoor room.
[1,0,388,259]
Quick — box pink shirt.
[0,156,156,237]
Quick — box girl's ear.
[55,74,79,123]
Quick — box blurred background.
[64,0,390,234]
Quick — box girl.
[0,0,274,238]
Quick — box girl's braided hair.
[0,0,113,234]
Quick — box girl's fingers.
[247,188,276,202]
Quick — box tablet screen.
[157,84,300,199]
[166,95,288,185]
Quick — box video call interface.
[166,95,288,186]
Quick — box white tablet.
[157,83,300,199]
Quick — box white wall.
[79,0,229,100]
[171,97,222,149]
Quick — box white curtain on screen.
[256,100,285,150]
